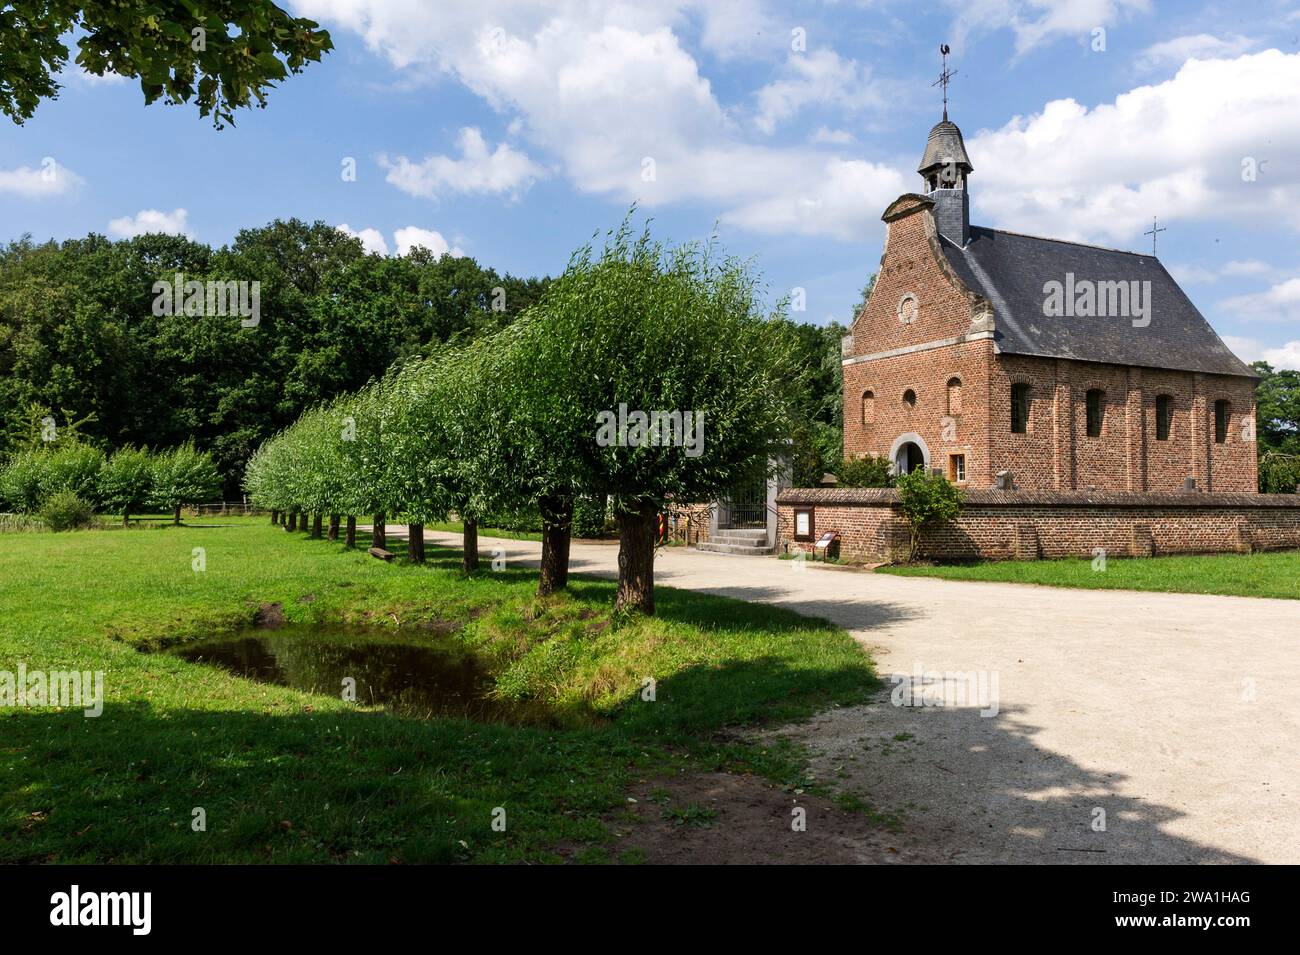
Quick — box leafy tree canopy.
[0,221,548,492]
[1,0,332,127]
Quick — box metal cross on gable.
[933,43,958,121]
[1144,216,1167,256]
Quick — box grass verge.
[0,517,875,863]
[878,548,1300,600]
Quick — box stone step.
[712,529,769,543]
[695,541,775,557]
[712,536,770,547]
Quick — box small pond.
[169,628,535,723]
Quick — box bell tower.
[917,45,972,246]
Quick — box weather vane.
[933,43,957,121]
[1144,216,1166,256]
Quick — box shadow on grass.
[1,650,1252,864]
[2,652,867,863]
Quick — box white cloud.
[723,156,907,237]
[394,226,465,258]
[336,224,466,257]
[1136,33,1255,72]
[810,126,855,146]
[1221,335,1300,370]
[1169,259,1272,284]
[338,223,389,255]
[65,65,129,87]
[0,161,84,198]
[695,0,776,60]
[379,127,544,200]
[290,1,905,239]
[968,50,1300,244]
[1222,259,1271,277]
[947,0,1150,56]
[753,50,888,135]
[1219,278,1300,323]
[107,208,192,239]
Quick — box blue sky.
[2,0,1299,368]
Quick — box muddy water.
[171,628,529,722]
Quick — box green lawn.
[422,520,543,542]
[0,517,874,863]
[879,548,1300,600]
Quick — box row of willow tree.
[244,221,803,615]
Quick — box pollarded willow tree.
[150,441,221,523]
[97,445,154,525]
[241,216,796,615]
[244,351,488,562]
[246,396,356,538]
[388,349,489,571]
[459,320,585,596]
[492,218,801,614]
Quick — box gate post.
[766,454,792,549]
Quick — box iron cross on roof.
[933,44,958,121]
[1144,216,1167,255]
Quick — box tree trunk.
[287,511,298,532]
[537,495,573,596]
[372,513,386,550]
[173,505,182,525]
[327,514,340,541]
[463,517,479,572]
[311,513,323,539]
[407,523,425,563]
[615,503,659,615]
[271,509,279,524]
[279,511,287,527]
[345,516,356,548]
[122,511,130,527]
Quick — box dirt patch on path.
[601,771,943,864]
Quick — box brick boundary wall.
[663,502,713,545]
[775,487,1300,562]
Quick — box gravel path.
[408,527,1300,863]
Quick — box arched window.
[1086,389,1105,438]
[903,388,917,408]
[1011,383,1030,434]
[897,293,919,325]
[1156,395,1173,441]
[861,390,875,425]
[946,377,963,415]
[1215,400,1230,444]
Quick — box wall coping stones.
[775,487,1300,509]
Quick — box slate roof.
[940,226,1256,379]
[918,120,973,173]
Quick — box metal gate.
[719,479,767,528]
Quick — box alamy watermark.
[152,272,261,327]
[1042,273,1150,328]
[1,665,104,717]
[50,885,150,935]
[890,663,999,717]
[595,403,704,457]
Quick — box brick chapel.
[841,108,1259,494]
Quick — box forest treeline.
[0,218,854,495]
